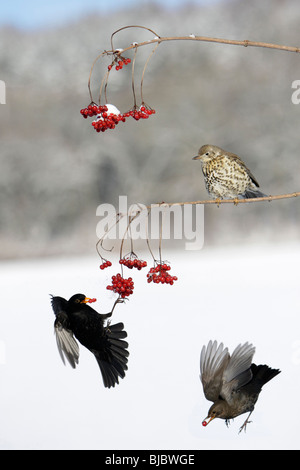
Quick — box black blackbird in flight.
[200,340,280,432]
[50,294,129,388]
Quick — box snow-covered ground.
[1,243,299,450]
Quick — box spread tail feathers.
[251,364,281,387]
[94,322,129,388]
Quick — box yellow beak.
[202,415,216,427]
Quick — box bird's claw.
[105,319,112,333]
[238,419,252,434]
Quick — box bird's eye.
[205,152,209,156]
[75,298,80,303]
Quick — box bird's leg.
[215,197,222,207]
[238,411,253,433]
[111,297,125,313]
[101,311,113,320]
[101,297,125,320]
[233,198,239,206]
[225,419,232,427]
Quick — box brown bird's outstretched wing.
[51,295,80,369]
[220,342,255,403]
[200,340,230,402]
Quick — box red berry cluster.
[80,103,156,132]
[147,263,178,285]
[100,260,112,270]
[108,57,131,71]
[80,104,108,119]
[87,298,97,303]
[80,104,126,133]
[106,273,134,298]
[93,113,126,132]
[123,106,156,120]
[119,256,147,270]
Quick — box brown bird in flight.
[200,340,280,433]
[193,144,266,199]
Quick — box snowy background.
[1,0,300,451]
[1,243,299,450]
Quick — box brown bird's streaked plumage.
[193,144,266,199]
[200,340,280,433]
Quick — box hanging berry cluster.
[147,262,178,285]
[119,255,147,270]
[80,103,155,133]
[82,27,160,134]
[106,273,134,298]
[108,57,131,71]
[99,260,112,270]
[123,106,156,121]
[97,251,178,300]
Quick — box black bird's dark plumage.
[51,293,129,388]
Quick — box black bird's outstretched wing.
[93,322,129,388]
[50,295,129,388]
[50,295,79,369]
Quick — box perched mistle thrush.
[193,144,266,199]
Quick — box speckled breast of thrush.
[193,144,266,199]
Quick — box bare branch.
[109,34,300,55]
[143,192,300,210]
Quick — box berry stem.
[110,25,161,52]
[131,45,138,110]
[140,42,160,105]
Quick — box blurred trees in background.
[1,0,300,258]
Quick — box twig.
[140,42,160,105]
[109,34,300,55]
[131,45,138,109]
[87,28,300,104]
[110,25,161,51]
[140,192,300,209]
